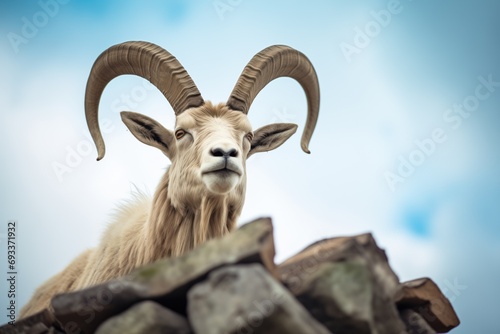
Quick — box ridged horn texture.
[227,45,320,153]
[85,41,204,160]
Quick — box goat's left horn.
[226,45,320,154]
[85,41,204,160]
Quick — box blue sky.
[1,1,499,332]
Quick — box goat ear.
[248,123,298,157]
[120,111,175,159]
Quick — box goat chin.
[202,171,240,194]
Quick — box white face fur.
[176,108,252,194]
[120,102,298,202]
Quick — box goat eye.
[245,132,254,142]
[175,129,186,140]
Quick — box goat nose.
[211,147,238,158]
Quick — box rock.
[26,323,49,334]
[278,234,407,334]
[0,309,56,334]
[278,233,399,296]
[187,264,331,334]
[0,218,460,333]
[51,218,276,334]
[95,301,191,334]
[396,277,460,333]
[400,309,436,334]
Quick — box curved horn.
[227,45,320,154]
[85,41,204,160]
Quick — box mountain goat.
[20,41,320,318]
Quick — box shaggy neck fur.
[78,169,245,289]
[141,169,244,263]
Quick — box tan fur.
[20,103,255,318]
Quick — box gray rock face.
[95,301,191,334]
[187,264,331,334]
[278,234,407,334]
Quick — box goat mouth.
[202,160,242,177]
[202,168,241,177]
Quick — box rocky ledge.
[0,218,459,334]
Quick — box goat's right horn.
[227,45,320,154]
[85,41,204,161]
